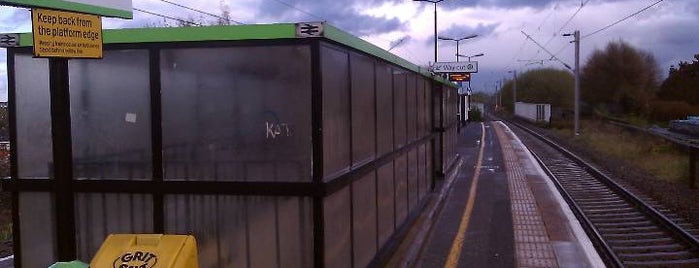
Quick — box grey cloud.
[429,22,500,45]
[0,8,30,32]
[255,0,408,35]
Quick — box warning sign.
[32,8,103,58]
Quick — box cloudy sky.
[0,0,696,100]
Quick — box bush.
[649,100,697,121]
[468,108,483,122]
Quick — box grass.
[0,223,10,241]
[554,120,689,184]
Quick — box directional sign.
[32,8,103,58]
[0,0,132,19]
[295,22,324,38]
[0,33,19,47]
[432,61,478,73]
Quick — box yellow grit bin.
[90,234,198,268]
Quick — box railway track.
[506,121,699,267]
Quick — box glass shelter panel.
[14,55,52,179]
[75,193,153,260]
[393,70,406,149]
[350,52,376,167]
[376,161,394,247]
[406,74,417,142]
[69,50,152,180]
[375,63,393,157]
[394,153,407,225]
[352,171,377,267]
[321,45,351,181]
[161,46,312,182]
[19,192,56,268]
[165,195,313,268]
[323,187,351,268]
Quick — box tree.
[499,68,574,112]
[580,41,660,115]
[658,54,699,106]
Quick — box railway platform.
[390,121,604,267]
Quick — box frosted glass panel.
[165,195,312,268]
[14,55,52,179]
[408,148,418,212]
[20,192,56,267]
[352,172,377,267]
[75,193,153,260]
[323,187,351,268]
[376,63,393,156]
[376,162,394,247]
[69,50,152,180]
[161,46,312,182]
[321,45,350,181]
[395,154,408,225]
[350,52,376,167]
[393,71,406,149]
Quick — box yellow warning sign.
[32,8,103,58]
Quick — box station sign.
[432,61,478,73]
[32,8,103,58]
[0,0,133,19]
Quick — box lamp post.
[456,53,484,62]
[439,34,478,62]
[508,70,517,110]
[413,0,445,63]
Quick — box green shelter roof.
[16,22,455,87]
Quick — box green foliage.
[468,108,483,122]
[580,41,660,115]
[0,223,10,241]
[470,92,489,103]
[648,100,699,121]
[499,68,574,112]
[658,54,699,106]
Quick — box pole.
[513,70,517,107]
[456,40,459,62]
[433,2,437,63]
[574,30,580,135]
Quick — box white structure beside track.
[515,102,551,124]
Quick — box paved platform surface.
[395,120,603,268]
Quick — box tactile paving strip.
[493,122,559,268]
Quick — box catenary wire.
[156,0,244,25]
[269,0,325,21]
[583,0,664,39]
[133,8,203,26]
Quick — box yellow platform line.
[444,122,486,268]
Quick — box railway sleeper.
[595,220,655,228]
[623,258,699,268]
[618,250,697,262]
[613,243,686,254]
[597,225,660,234]
[580,203,633,210]
[576,199,626,205]
[591,215,648,224]
[584,206,636,214]
[569,191,617,198]
[574,196,623,203]
[605,232,668,241]
[587,211,644,220]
